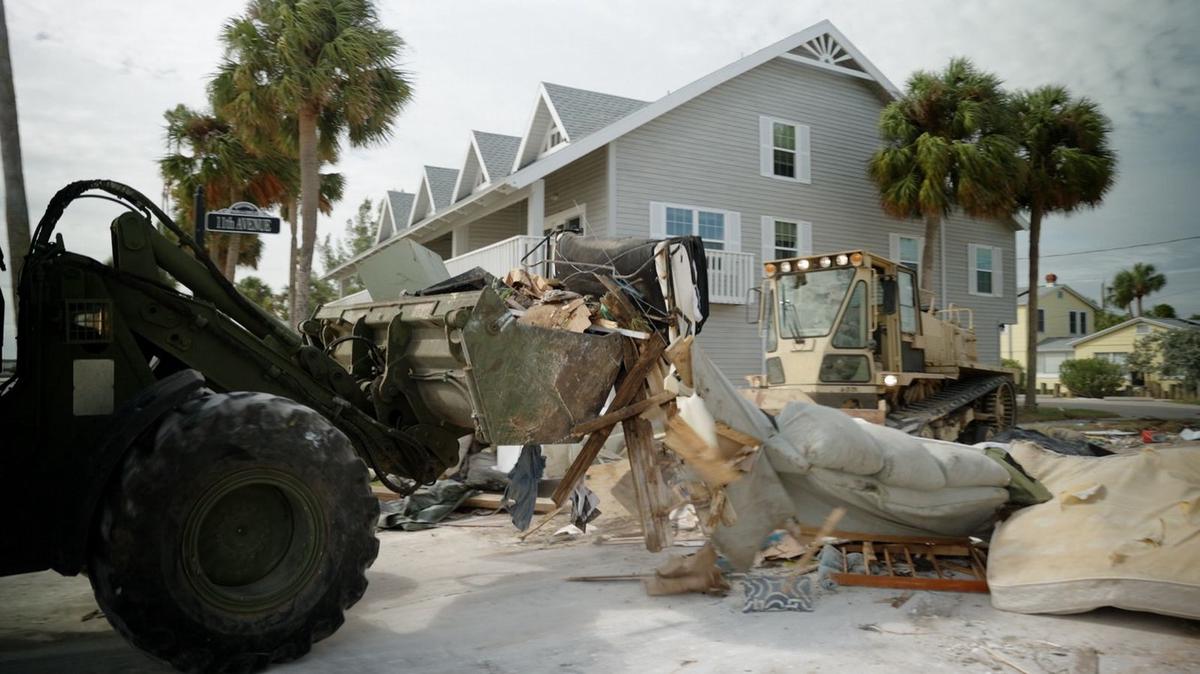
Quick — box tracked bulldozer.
[744,249,1016,442]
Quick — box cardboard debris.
[519,297,592,332]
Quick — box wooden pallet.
[828,537,989,593]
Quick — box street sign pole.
[193,186,206,253]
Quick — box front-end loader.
[0,180,704,671]
[745,249,1016,441]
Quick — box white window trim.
[648,201,741,251]
[760,216,812,264]
[968,244,1003,298]
[545,203,587,234]
[758,115,811,184]
[888,233,925,272]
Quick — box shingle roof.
[386,191,414,231]
[1153,317,1200,330]
[424,166,459,211]
[1037,337,1077,352]
[473,131,521,181]
[542,82,649,141]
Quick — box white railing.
[445,236,755,305]
[706,250,756,304]
[444,235,550,278]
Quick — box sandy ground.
[1,514,1198,674]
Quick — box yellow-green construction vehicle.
[744,249,1016,441]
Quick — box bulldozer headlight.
[850,252,863,266]
[835,254,849,266]
[819,256,832,268]
[764,262,777,275]
[797,258,811,271]
[780,260,793,272]
[883,374,899,387]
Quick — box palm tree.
[1108,263,1164,317]
[160,104,293,281]
[1012,86,1115,410]
[868,58,1019,298]
[212,0,411,321]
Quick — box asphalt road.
[1019,395,1200,420]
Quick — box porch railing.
[444,235,549,279]
[443,236,755,305]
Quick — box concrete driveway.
[1019,396,1200,421]
[3,517,1199,673]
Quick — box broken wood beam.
[623,401,673,552]
[570,390,676,436]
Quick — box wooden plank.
[830,573,989,593]
[460,493,556,514]
[551,337,666,506]
[570,390,676,436]
[715,422,762,447]
[623,408,672,552]
[663,335,694,388]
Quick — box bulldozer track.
[887,374,1012,435]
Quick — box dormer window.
[540,124,566,155]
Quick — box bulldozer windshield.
[776,267,855,339]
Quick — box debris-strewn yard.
[2,518,1198,674]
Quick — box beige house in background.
[1001,275,1099,395]
[1071,316,1200,399]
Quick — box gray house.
[327,20,1020,382]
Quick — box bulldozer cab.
[753,251,907,407]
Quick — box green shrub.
[1001,358,1025,386]
[1060,358,1125,398]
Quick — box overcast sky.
[3,0,1199,355]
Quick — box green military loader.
[0,180,698,671]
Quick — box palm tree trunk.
[1024,205,1042,411]
[223,234,241,281]
[1135,295,1143,317]
[294,109,320,322]
[920,213,939,301]
[285,198,298,323]
[0,0,29,297]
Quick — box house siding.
[1002,288,1095,368]
[544,146,607,235]
[467,201,527,249]
[613,57,1017,380]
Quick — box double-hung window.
[969,244,1003,297]
[1068,310,1088,335]
[759,116,811,183]
[650,202,740,251]
[760,217,813,263]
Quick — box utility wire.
[1017,235,1200,260]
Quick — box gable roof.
[542,83,649,143]
[1038,336,1077,352]
[1069,316,1200,347]
[376,190,414,242]
[425,166,459,211]
[1018,284,1101,311]
[474,131,521,182]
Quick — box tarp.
[988,442,1200,619]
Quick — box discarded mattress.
[988,442,1200,619]
[681,342,1018,570]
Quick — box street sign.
[205,202,281,235]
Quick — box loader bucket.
[460,288,623,445]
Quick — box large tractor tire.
[88,391,380,672]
